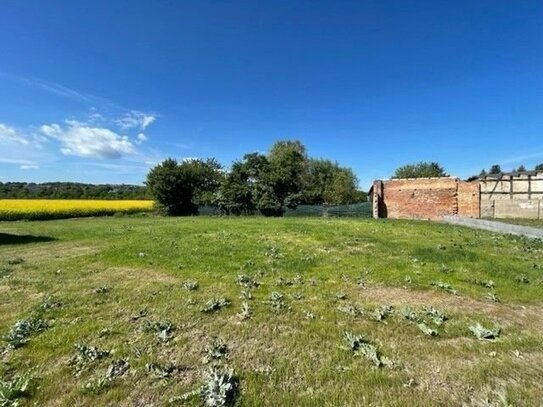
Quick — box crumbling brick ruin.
[372,171,543,220]
[371,178,479,220]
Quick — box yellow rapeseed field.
[0,199,154,220]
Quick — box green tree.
[323,169,360,205]
[214,160,256,215]
[215,140,364,215]
[535,163,543,171]
[488,164,502,175]
[392,162,447,179]
[479,169,487,178]
[254,141,307,216]
[146,158,221,216]
[516,165,526,172]
[301,159,362,205]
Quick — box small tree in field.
[146,158,221,216]
[392,162,447,179]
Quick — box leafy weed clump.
[469,323,501,341]
[202,298,231,313]
[69,343,111,377]
[0,370,35,406]
[4,318,49,349]
[401,306,418,322]
[183,280,199,290]
[264,292,287,312]
[204,338,229,363]
[0,266,12,279]
[81,359,129,395]
[237,302,251,321]
[171,366,239,407]
[143,320,176,343]
[236,275,259,288]
[417,322,438,337]
[516,275,530,284]
[6,258,24,266]
[473,279,495,289]
[342,332,394,368]
[371,305,393,322]
[423,306,448,326]
[72,343,111,363]
[335,291,347,300]
[93,285,110,294]
[431,281,457,295]
[303,310,315,320]
[39,295,65,311]
[485,292,501,303]
[146,362,176,380]
[290,292,303,300]
[337,302,363,317]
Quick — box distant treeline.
[0,182,150,200]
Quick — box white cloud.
[0,123,29,145]
[88,107,105,123]
[0,157,37,165]
[116,110,156,131]
[136,133,148,144]
[40,121,136,159]
[20,164,39,170]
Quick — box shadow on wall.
[379,200,388,218]
[0,233,56,246]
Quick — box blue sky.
[1,0,542,189]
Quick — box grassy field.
[0,199,154,221]
[0,217,542,406]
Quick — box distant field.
[0,217,542,406]
[0,199,154,220]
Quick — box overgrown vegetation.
[147,140,364,217]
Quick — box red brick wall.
[380,178,459,220]
[457,181,480,218]
[374,178,482,220]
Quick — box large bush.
[146,158,221,216]
[392,161,447,179]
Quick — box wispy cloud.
[0,123,30,145]
[1,72,159,129]
[0,157,38,166]
[116,110,157,131]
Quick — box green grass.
[0,217,542,406]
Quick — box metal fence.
[285,203,372,218]
[199,203,372,218]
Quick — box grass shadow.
[0,233,57,245]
